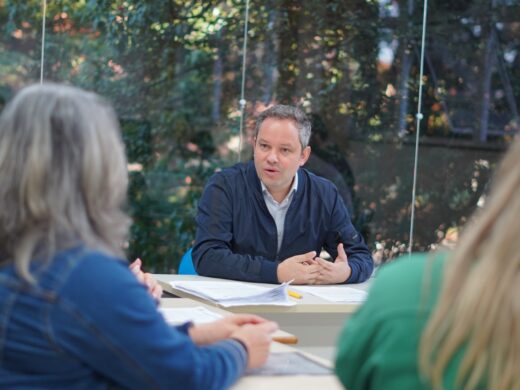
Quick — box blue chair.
[178,248,198,275]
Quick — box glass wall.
[1,0,518,272]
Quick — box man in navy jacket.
[193,105,373,284]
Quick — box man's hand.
[129,258,163,302]
[188,314,268,345]
[314,243,351,284]
[277,251,320,284]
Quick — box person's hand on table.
[129,258,163,302]
[313,243,351,284]
[277,251,320,284]
[230,321,278,368]
[188,314,268,345]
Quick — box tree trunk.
[212,32,223,122]
[477,28,496,142]
[397,0,414,137]
[262,5,279,104]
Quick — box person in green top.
[335,136,520,390]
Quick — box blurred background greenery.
[1,0,518,272]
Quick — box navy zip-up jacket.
[193,161,373,284]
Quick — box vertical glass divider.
[408,0,429,256]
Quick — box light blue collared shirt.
[260,172,299,254]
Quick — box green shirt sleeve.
[335,253,446,390]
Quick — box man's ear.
[300,146,311,166]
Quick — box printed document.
[169,281,296,307]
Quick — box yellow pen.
[288,290,302,299]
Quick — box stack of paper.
[292,286,368,303]
[169,281,296,307]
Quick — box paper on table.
[169,281,296,307]
[246,352,331,376]
[159,306,223,325]
[293,286,368,303]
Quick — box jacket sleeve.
[50,257,248,390]
[192,173,279,283]
[323,187,374,283]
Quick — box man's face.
[254,118,310,197]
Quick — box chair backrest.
[178,248,198,275]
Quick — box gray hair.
[254,105,312,149]
[0,83,130,282]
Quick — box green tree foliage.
[0,0,519,268]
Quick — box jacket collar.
[245,160,305,201]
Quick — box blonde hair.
[0,83,130,281]
[420,137,520,390]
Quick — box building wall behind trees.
[1,0,518,271]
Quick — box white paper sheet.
[246,352,331,376]
[159,306,223,325]
[292,286,368,303]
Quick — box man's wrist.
[342,267,352,283]
[276,262,289,283]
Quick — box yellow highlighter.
[288,290,302,299]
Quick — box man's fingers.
[336,243,347,262]
[315,271,335,284]
[300,251,316,262]
[304,262,321,272]
[315,257,335,270]
[303,258,318,266]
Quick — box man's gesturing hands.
[276,244,351,285]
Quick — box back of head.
[254,105,312,149]
[0,83,130,281]
[420,137,520,390]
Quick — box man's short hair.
[254,105,312,149]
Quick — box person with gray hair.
[193,104,373,285]
[0,83,277,388]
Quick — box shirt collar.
[261,170,299,200]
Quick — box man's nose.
[266,150,278,163]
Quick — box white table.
[158,296,342,389]
[155,274,371,359]
[233,342,343,390]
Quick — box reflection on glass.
[0,1,518,271]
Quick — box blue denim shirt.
[0,246,247,389]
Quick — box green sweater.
[335,253,451,389]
